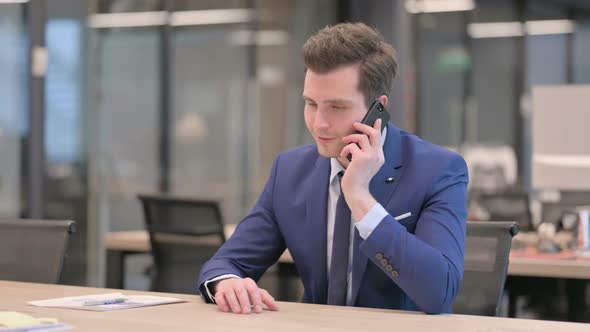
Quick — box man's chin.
[316,146,340,158]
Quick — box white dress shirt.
[205,128,389,304]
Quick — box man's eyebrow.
[301,95,353,104]
[323,99,354,104]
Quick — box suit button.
[391,270,399,278]
[386,265,393,272]
[380,258,388,266]
[376,253,383,260]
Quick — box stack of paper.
[28,292,185,311]
[0,311,71,331]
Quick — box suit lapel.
[350,122,405,305]
[306,154,331,304]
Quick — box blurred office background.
[1,0,590,321]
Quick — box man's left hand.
[339,119,384,221]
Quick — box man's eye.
[306,101,317,107]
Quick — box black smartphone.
[347,100,390,161]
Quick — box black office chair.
[477,192,533,231]
[138,194,225,294]
[453,221,519,316]
[0,219,76,284]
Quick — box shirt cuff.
[203,274,241,303]
[355,203,388,239]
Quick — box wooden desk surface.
[104,226,294,263]
[1,281,587,332]
[105,229,590,279]
[104,230,151,252]
[508,256,590,279]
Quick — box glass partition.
[0,2,26,218]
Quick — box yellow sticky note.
[0,311,56,328]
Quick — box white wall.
[532,85,590,190]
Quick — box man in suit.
[198,22,468,315]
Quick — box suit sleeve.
[359,154,468,314]
[198,156,286,302]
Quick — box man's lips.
[317,136,336,144]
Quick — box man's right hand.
[213,277,279,314]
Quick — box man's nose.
[314,109,330,130]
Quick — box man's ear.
[379,95,389,108]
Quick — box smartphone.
[347,100,390,161]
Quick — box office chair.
[0,219,76,284]
[138,194,225,294]
[453,221,519,316]
[477,192,533,231]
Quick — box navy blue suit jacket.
[199,122,468,314]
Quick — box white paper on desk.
[0,323,74,332]
[28,292,185,312]
[0,311,73,332]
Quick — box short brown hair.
[302,22,398,107]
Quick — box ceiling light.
[405,0,474,14]
[468,22,524,38]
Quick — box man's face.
[303,65,367,158]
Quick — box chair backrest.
[138,194,225,294]
[0,219,76,284]
[453,221,519,316]
[478,192,533,231]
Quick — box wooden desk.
[1,280,588,332]
[104,228,293,293]
[506,254,590,322]
[104,227,293,262]
[508,256,590,279]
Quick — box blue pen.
[83,298,127,306]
